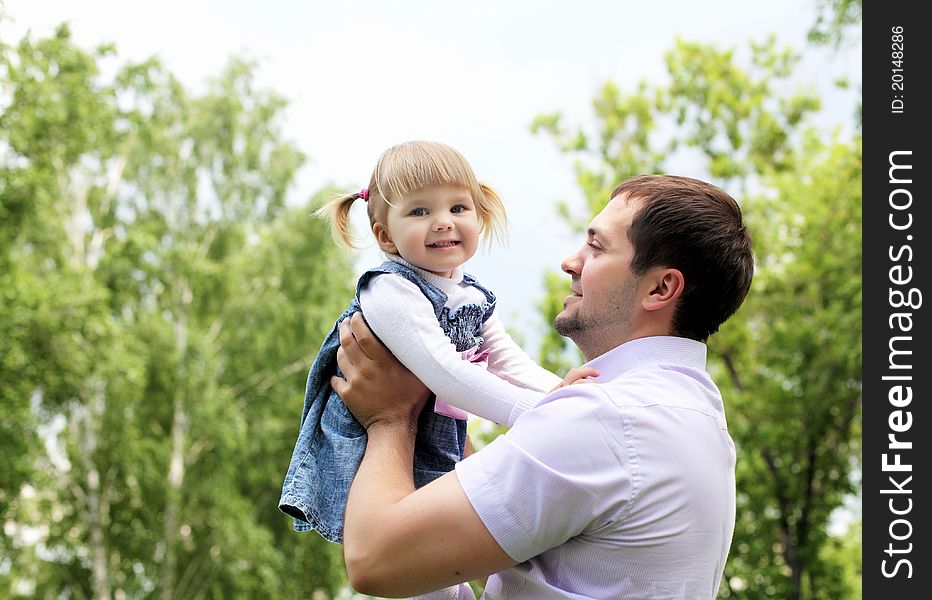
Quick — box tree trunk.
[77,382,111,600]
[787,543,803,600]
[161,281,192,600]
[160,392,188,600]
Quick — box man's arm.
[359,275,544,425]
[331,314,517,597]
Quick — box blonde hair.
[315,140,507,249]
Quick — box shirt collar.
[382,252,465,287]
[585,336,708,381]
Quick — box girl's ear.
[372,222,398,255]
[641,268,684,313]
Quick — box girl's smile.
[373,184,480,278]
[427,239,461,249]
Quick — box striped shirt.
[455,336,736,599]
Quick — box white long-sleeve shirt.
[358,256,560,426]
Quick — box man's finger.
[330,374,348,398]
[338,318,355,348]
[335,345,352,376]
[348,312,385,361]
[339,317,367,367]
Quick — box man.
[331,175,754,598]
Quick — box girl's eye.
[410,207,429,217]
[451,204,468,214]
[587,242,602,252]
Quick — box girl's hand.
[463,436,476,458]
[550,366,600,392]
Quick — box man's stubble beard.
[552,277,640,356]
[553,308,583,339]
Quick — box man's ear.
[372,222,397,255]
[642,268,684,313]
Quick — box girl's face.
[373,184,480,278]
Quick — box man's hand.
[336,316,516,597]
[331,312,432,429]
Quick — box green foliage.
[808,0,862,48]
[713,135,861,599]
[530,37,821,380]
[2,24,352,598]
[662,37,820,178]
[818,520,861,599]
[531,35,860,600]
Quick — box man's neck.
[577,325,673,362]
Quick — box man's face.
[554,194,643,359]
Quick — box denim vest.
[279,260,496,543]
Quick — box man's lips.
[563,290,582,306]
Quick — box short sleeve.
[454,387,634,562]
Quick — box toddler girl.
[279,141,563,546]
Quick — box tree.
[713,134,861,599]
[808,0,862,48]
[530,36,819,370]
[1,24,352,598]
[531,37,860,599]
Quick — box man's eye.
[410,208,429,217]
[587,242,602,251]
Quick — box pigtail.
[477,182,508,247]
[314,191,364,248]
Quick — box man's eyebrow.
[587,227,610,246]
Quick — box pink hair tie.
[359,188,369,201]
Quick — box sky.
[2,0,861,353]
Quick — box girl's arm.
[482,318,600,397]
[479,311,562,393]
[358,275,544,426]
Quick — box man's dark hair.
[611,175,754,342]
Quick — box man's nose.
[561,249,582,276]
